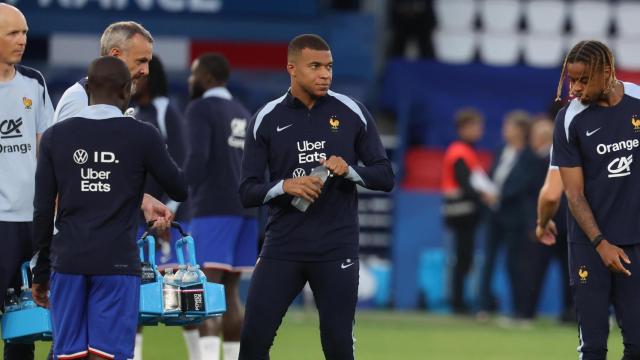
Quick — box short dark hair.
[504,110,532,139]
[87,56,131,97]
[287,34,330,60]
[556,40,616,101]
[196,53,230,83]
[454,108,483,130]
[147,55,167,98]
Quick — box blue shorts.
[136,225,187,271]
[189,216,258,271]
[49,272,140,360]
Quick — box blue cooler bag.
[137,232,164,325]
[1,262,52,343]
[162,222,225,325]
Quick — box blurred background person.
[185,53,258,360]
[524,114,574,323]
[441,108,494,314]
[477,110,535,323]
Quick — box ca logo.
[607,155,633,178]
[292,168,306,178]
[73,149,88,165]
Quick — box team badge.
[329,116,340,132]
[22,97,32,110]
[578,266,588,284]
[632,115,640,132]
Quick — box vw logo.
[292,168,306,178]
[73,149,88,165]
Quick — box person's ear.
[287,62,295,77]
[108,48,122,58]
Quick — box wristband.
[591,234,604,248]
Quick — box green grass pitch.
[3,310,623,359]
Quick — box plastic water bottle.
[174,265,188,285]
[19,287,36,309]
[162,268,180,312]
[181,266,205,313]
[5,289,20,312]
[291,165,331,212]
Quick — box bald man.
[32,56,187,360]
[0,4,54,359]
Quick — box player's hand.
[320,156,349,176]
[142,194,174,240]
[283,176,323,202]
[536,220,557,246]
[480,192,498,207]
[596,240,631,276]
[32,282,49,308]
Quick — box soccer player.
[238,34,394,359]
[553,40,640,359]
[52,21,173,231]
[184,53,258,360]
[31,56,188,360]
[0,3,54,359]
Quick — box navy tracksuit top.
[239,90,394,261]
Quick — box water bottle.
[5,289,20,312]
[162,268,180,312]
[19,286,36,309]
[181,266,205,313]
[291,165,331,212]
[174,265,188,284]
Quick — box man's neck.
[0,63,16,83]
[290,83,316,109]
[597,80,624,107]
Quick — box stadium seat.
[614,37,640,71]
[478,31,520,66]
[569,0,612,37]
[566,34,610,52]
[479,0,522,32]
[613,2,640,37]
[523,33,565,68]
[434,0,477,31]
[433,30,476,64]
[525,0,567,34]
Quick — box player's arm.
[31,130,57,307]
[535,168,563,245]
[239,115,321,207]
[324,103,394,192]
[560,166,631,276]
[143,124,188,203]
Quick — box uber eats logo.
[296,140,327,164]
[73,149,119,192]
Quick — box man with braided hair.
[553,40,640,359]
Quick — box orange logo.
[22,97,32,110]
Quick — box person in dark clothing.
[477,110,537,322]
[31,56,187,360]
[238,34,394,359]
[441,108,495,314]
[525,116,574,322]
[184,52,258,360]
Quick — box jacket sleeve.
[32,129,57,284]
[348,102,395,192]
[143,124,188,202]
[239,114,282,207]
[183,101,212,188]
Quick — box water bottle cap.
[165,268,173,273]
[178,265,187,269]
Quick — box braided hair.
[556,40,617,101]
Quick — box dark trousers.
[0,222,35,360]
[239,257,359,360]
[570,243,640,360]
[445,215,478,312]
[478,217,529,316]
[522,233,572,319]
